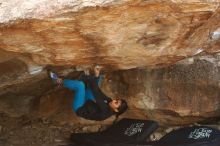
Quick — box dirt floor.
[1,112,220,146]
[0,113,108,146]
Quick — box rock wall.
[101,54,220,125]
[0,53,219,125]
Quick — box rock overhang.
[0,0,220,70]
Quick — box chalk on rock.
[210,28,220,40]
[28,65,43,75]
[193,48,203,55]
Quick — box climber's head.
[109,98,128,115]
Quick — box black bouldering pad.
[70,118,158,146]
[147,126,220,146]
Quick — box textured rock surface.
[0,53,219,125]
[0,0,220,69]
[101,54,220,125]
[0,0,128,23]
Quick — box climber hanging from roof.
[49,65,128,121]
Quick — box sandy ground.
[0,113,108,146]
[1,112,220,146]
